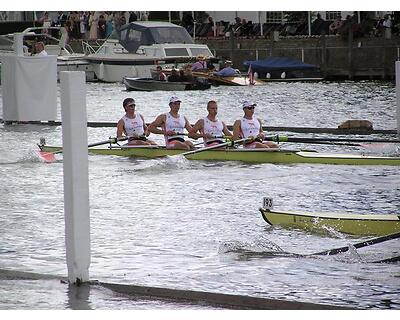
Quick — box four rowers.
[117,96,277,149]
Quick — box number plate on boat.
[262,197,273,210]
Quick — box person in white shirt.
[34,42,48,56]
[148,96,194,150]
[232,101,278,149]
[189,100,232,147]
[117,97,157,145]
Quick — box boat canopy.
[243,57,319,72]
[111,21,194,53]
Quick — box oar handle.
[88,136,128,148]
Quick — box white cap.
[242,101,256,108]
[169,96,181,104]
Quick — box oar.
[181,137,252,157]
[372,255,400,264]
[264,135,400,145]
[37,136,128,163]
[312,231,400,256]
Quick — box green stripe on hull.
[38,145,400,166]
[260,208,400,236]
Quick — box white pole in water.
[396,61,400,138]
[60,71,90,284]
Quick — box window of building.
[265,12,285,23]
[326,11,341,21]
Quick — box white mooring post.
[396,61,400,138]
[60,71,90,284]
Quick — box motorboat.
[85,21,214,83]
[123,77,210,91]
[0,27,95,82]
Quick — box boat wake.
[122,155,193,174]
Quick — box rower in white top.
[232,101,278,149]
[117,98,157,146]
[189,100,232,147]
[148,96,195,150]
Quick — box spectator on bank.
[232,16,242,36]
[68,12,80,39]
[141,12,149,21]
[106,13,114,37]
[359,16,374,37]
[79,12,88,39]
[311,13,325,35]
[56,11,68,27]
[382,14,392,29]
[88,12,99,40]
[216,21,226,37]
[39,12,51,34]
[206,16,215,37]
[329,15,343,35]
[129,11,137,23]
[98,14,107,39]
[182,12,194,31]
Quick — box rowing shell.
[38,144,400,166]
[259,208,400,236]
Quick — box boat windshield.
[112,22,194,53]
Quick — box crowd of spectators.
[38,11,148,43]
[37,11,399,42]
[181,13,400,40]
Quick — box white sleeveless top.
[121,114,144,137]
[239,117,260,138]
[163,112,186,143]
[202,117,225,144]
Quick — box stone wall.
[68,33,400,80]
[196,34,400,79]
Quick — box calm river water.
[0,81,399,309]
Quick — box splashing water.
[218,235,285,256]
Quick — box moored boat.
[123,77,210,91]
[259,208,400,236]
[162,69,265,86]
[85,21,214,82]
[38,143,400,166]
[243,57,322,81]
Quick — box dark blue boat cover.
[243,57,319,72]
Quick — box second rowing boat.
[259,208,400,236]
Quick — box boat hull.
[259,208,400,236]
[123,77,187,91]
[38,145,400,166]
[123,77,211,91]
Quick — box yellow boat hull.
[260,208,400,236]
[38,145,400,166]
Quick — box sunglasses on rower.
[245,106,255,110]
[127,103,135,108]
